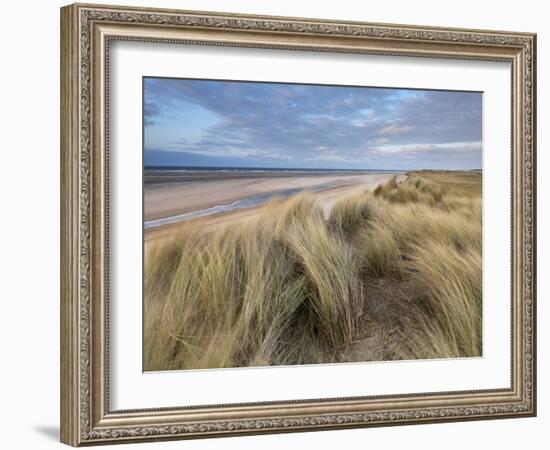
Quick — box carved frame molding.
[60,3,536,446]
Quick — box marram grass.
[144,171,482,370]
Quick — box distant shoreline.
[144,172,397,237]
[143,168,482,235]
[145,180,353,230]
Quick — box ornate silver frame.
[60,3,536,446]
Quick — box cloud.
[143,100,161,126]
[370,137,390,145]
[144,78,482,170]
[376,141,482,155]
[379,123,413,135]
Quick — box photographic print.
[143,78,483,372]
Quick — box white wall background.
[0,0,546,448]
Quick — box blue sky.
[144,77,482,170]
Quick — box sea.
[144,165,401,175]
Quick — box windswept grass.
[144,171,482,370]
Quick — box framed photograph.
[60,3,537,446]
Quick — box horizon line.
[144,164,482,171]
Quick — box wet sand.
[145,172,394,221]
[144,172,397,244]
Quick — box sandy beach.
[144,171,398,243]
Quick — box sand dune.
[144,171,482,370]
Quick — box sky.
[143,77,482,170]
